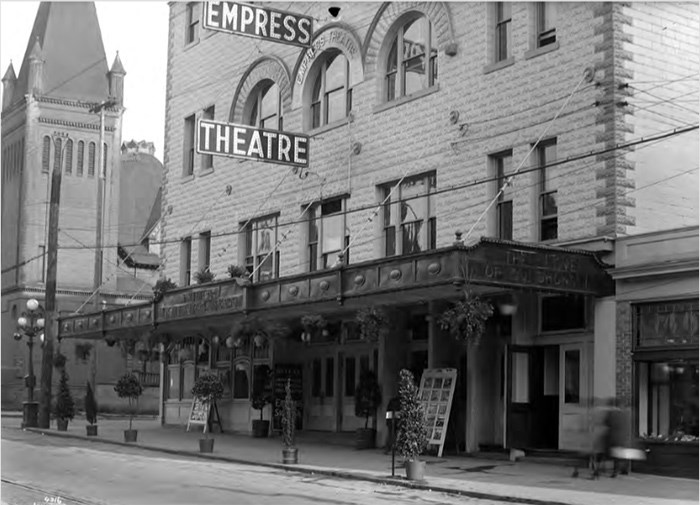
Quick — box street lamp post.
[14,298,45,428]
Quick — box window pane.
[345,356,356,397]
[325,53,346,91]
[402,220,424,254]
[385,226,396,256]
[512,352,529,403]
[326,88,346,124]
[233,363,249,398]
[498,200,513,240]
[541,217,558,241]
[260,83,279,128]
[325,357,334,397]
[322,213,343,253]
[542,295,586,331]
[256,221,273,254]
[312,359,322,397]
[564,350,580,404]
[541,191,558,217]
[257,254,273,281]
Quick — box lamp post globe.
[27,298,39,311]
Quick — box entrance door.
[307,354,336,431]
[339,349,372,432]
[506,345,535,448]
[559,343,588,451]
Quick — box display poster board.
[186,396,211,433]
[418,368,458,458]
[273,363,303,431]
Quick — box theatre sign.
[204,1,313,47]
[197,119,309,168]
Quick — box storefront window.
[233,361,250,399]
[638,360,699,442]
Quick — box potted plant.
[356,307,389,342]
[300,314,328,343]
[114,373,143,442]
[396,368,429,481]
[276,378,298,464]
[251,364,273,437]
[438,290,493,346]
[191,372,224,452]
[227,264,250,285]
[153,277,177,302]
[354,368,382,449]
[194,267,215,284]
[85,381,98,436]
[53,367,75,431]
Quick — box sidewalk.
[2,413,697,505]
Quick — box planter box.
[633,440,698,479]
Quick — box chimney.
[28,36,44,95]
[2,62,17,111]
[108,52,126,106]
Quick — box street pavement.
[1,412,697,505]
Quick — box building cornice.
[610,259,699,280]
[38,117,116,132]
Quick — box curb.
[21,426,569,505]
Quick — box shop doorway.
[506,344,559,450]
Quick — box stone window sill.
[181,174,195,184]
[373,85,440,114]
[525,41,560,60]
[483,57,515,75]
[197,167,214,177]
[184,37,200,51]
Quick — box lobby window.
[76,141,84,176]
[385,15,437,102]
[247,82,282,131]
[310,51,352,129]
[42,136,50,172]
[202,106,214,169]
[536,2,557,47]
[537,139,557,241]
[242,215,279,282]
[185,2,199,44]
[541,294,586,332]
[493,150,513,240]
[183,114,195,176]
[88,142,96,177]
[64,139,73,175]
[198,231,211,273]
[180,236,192,286]
[382,172,436,256]
[495,2,512,62]
[307,197,349,271]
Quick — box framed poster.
[418,368,457,457]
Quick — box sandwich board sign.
[186,396,211,433]
[418,368,457,458]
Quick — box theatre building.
[58,2,698,460]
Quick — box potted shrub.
[53,367,75,431]
[251,364,273,438]
[354,368,382,449]
[191,372,224,452]
[356,307,389,342]
[153,277,177,302]
[276,378,298,464]
[114,373,143,442]
[396,368,429,481]
[227,264,250,286]
[438,290,493,346]
[84,381,98,436]
[194,267,215,284]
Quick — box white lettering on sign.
[197,119,309,167]
[205,1,312,48]
[296,30,358,85]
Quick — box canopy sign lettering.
[197,119,309,168]
[204,1,312,48]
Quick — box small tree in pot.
[84,381,99,436]
[191,372,224,452]
[251,364,273,438]
[396,368,429,481]
[354,368,382,449]
[114,373,143,442]
[276,378,298,464]
[53,367,75,431]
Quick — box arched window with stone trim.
[88,141,96,177]
[53,138,62,172]
[42,136,51,173]
[246,81,282,131]
[385,14,438,101]
[64,139,73,175]
[76,141,84,176]
[309,51,352,129]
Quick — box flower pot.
[282,447,298,464]
[56,418,69,431]
[124,429,138,443]
[355,428,376,450]
[199,438,214,453]
[405,459,426,481]
[86,424,98,436]
[251,419,270,438]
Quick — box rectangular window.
[382,172,436,257]
[42,137,50,173]
[180,237,192,286]
[495,2,512,62]
[202,106,214,169]
[493,151,513,240]
[88,142,96,177]
[198,231,211,272]
[307,198,349,271]
[541,294,586,332]
[564,350,580,404]
[344,356,356,397]
[536,2,557,47]
[537,139,558,241]
[184,114,195,176]
[64,140,73,175]
[186,2,199,44]
[242,215,279,282]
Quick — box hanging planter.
[300,314,327,343]
[355,307,389,342]
[437,290,494,346]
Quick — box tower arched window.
[76,141,84,176]
[247,81,282,130]
[385,15,438,101]
[64,139,73,175]
[88,142,96,177]
[53,138,62,172]
[103,143,108,177]
[310,51,351,129]
[42,136,51,172]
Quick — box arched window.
[42,136,51,172]
[64,139,73,175]
[385,15,438,101]
[103,143,108,177]
[310,51,351,129]
[53,138,62,172]
[247,82,282,130]
[88,142,96,176]
[76,141,84,176]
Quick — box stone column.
[377,308,407,447]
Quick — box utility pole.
[38,131,67,429]
[88,99,116,392]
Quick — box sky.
[0,1,169,161]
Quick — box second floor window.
[202,106,214,169]
[311,52,352,129]
[184,114,195,176]
[180,237,192,286]
[308,198,349,271]
[198,231,211,272]
[248,82,282,130]
[186,2,199,44]
[495,2,512,62]
[493,151,513,240]
[243,215,279,282]
[382,172,436,256]
[536,2,557,47]
[537,139,558,241]
[386,16,437,102]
